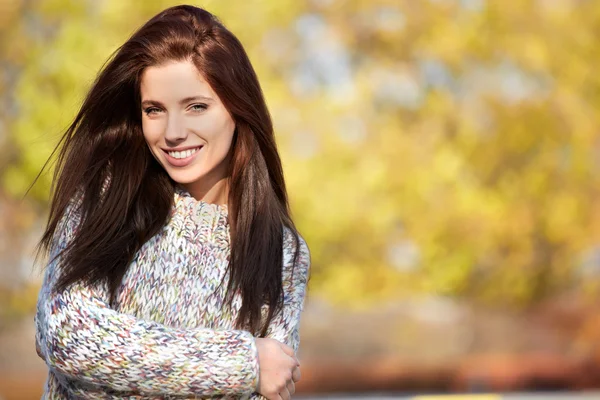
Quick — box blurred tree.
[3,0,600,312]
[0,0,28,182]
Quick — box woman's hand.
[255,338,301,400]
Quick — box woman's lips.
[163,146,203,167]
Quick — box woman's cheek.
[142,122,163,144]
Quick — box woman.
[34,5,310,400]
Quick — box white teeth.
[167,147,200,159]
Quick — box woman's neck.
[183,176,229,205]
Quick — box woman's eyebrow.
[141,99,162,108]
[179,95,214,104]
[140,96,214,108]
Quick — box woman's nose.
[164,116,187,144]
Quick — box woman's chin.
[166,171,204,186]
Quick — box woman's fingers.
[286,379,295,395]
[279,387,292,400]
[292,365,301,383]
[278,342,297,360]
[279,373,296,400]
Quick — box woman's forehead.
[140,60,216,102]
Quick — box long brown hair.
[38,5,300,336]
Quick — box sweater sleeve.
[249,229,311,400]
[264,230,310,352]
[34,206,260,397]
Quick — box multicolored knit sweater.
[34,188,310,399]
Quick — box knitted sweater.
[34,188,310,399]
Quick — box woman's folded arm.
[35,209,260,398]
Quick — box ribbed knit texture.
[35,187,310,399]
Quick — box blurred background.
[1,0,600,398]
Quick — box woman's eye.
[144,107,161,115]
[190,103,208,112]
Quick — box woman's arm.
[35,207,260,398]
[249,229,311,399]
[264,230,310,352]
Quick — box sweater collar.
[173,186,229,216]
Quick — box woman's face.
[140,60,235,200]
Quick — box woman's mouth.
[163,146,203,167]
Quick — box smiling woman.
[34,5,309,400]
